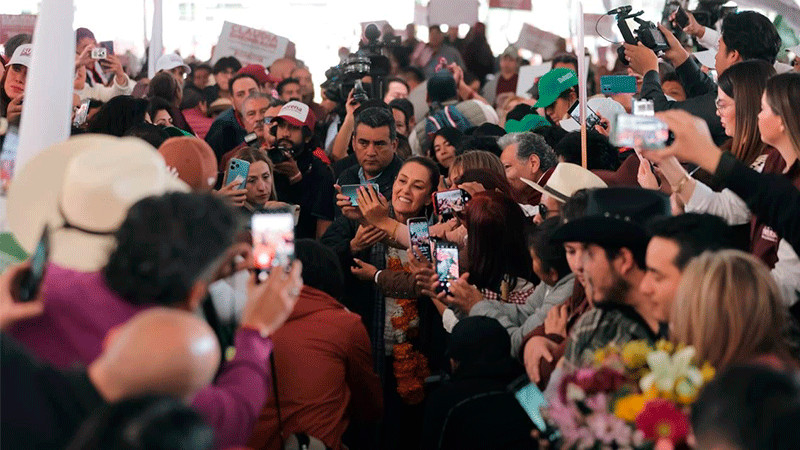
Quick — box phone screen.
[568,101,601,129]
[251,212,295,281]
[434,243,459,291]
[514,382,551,434]
[340,183,380,207]
[19,226,50,302]
[407,218,432,261]
[610,113,671,149]
[434,189,468,216]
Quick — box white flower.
[640,346,703,393]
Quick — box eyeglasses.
[537,203,549,217]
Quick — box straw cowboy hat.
[7,134,188,272]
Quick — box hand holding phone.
[225,158,250,190]
[610,113,673,149]
[0,262,46,329]
[434,242,459,294]
[340,183,380,207]
[251,211,295,282]
[407,218,432,262]
[673,6,690,28]
[568,100,602,129]
[433,189,471,217]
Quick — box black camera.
[322,23,398,106]
[609,5,671,66]
[268,146,292,165]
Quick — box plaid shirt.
[563,303,658,367]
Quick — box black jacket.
[714,151,800,253]
[640,68,727,146]
[422,359,535,450]
[1,334,104,449]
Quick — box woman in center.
[321,156,447,449]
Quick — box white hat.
[693,49,717,69]
[155,53,191,74]
[7,134,188,272]
[5,44,32,68]
[520,162,607,203]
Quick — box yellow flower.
[701,361,716,382]
[614,394,647,422]
[656,340,675,354]
[621,340,651,370]
[593,345,618,365]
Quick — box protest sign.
[584,13,614,37]
[516,24,565,60]
[516,62,552,98]
[427,0,479,26]
[414,3,428,26]
[211,21,290,68]
[489,0,531,10]
[0,14,37,43]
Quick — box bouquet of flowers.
[546,340,715,449]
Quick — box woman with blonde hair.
[670,250,795,370]
[449,150,506,185]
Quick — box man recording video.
[623,10,781,146]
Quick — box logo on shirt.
[762,226,779,243]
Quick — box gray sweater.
[470,273,576,358]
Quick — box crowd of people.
[2,6,800,450]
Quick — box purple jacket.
[9,264,272,448]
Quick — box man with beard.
[551,188,671,367]
[270,101,335,239]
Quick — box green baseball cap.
[504,113,550,133]
[533,68,578,109]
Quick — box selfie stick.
[577,2,588,169]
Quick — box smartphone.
[407,217,432,261]
[225,158,250,189]
[600,75,637,94]
[19,225,49,302]
[90,47,107,60]
[610,113,672,149]
[99,40,115,56]
[434,242,459,294]
[251,211,295,282]
[340,183,380,207]
[433,189,470,217]
[568,100,601,129]
[72,98,91,128]
[673,6,690,28]
[514,381,560,442]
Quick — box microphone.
[607,5,633,16]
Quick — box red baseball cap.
[237,64,271,86]
[275,100,316,133]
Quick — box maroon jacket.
[248,286,382,450]
[751,150,800,268]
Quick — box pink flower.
[635,399,691,444]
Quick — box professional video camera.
[608,5,670,65]
[321,23,400,105]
